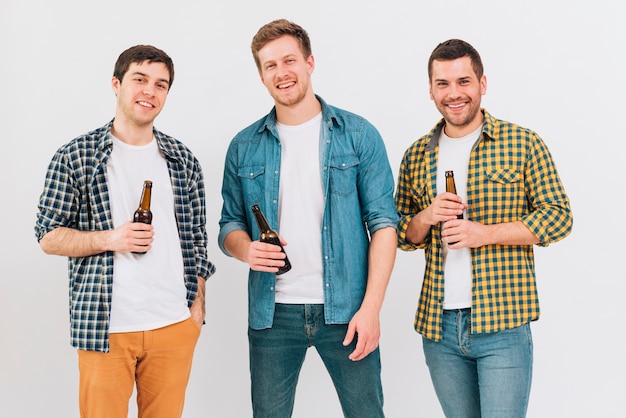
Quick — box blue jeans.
[248,304,384,418]
[423,309,533,418]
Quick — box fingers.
[109,221,154,252]
[247,241,287,272]
[344,318,379,361]
[347,332,378,361]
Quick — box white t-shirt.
[107,136,189,332]
[275,113,325,303]
[437,125,482,309]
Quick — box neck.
[444,115,484,138]
[275,92,321,126]
[111,118,154,146]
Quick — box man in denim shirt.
[218,19,398,417]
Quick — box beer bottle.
[445,170,463,220]
[251,204,291,275]
[133,180,152,254]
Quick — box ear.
[111,77,120,96]
[307,54,315,75]
[480,75,487,95]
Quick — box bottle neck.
[138,183,152,210]
[252,206,271,232]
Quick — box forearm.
[361,226,397,312]
[405,211,432,245]
[39,227,111,257]
[481,221,539,246]
[223,229,253,263]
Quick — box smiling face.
[112,61,170,130]
[429,56,487,138]
[257,34,315,110]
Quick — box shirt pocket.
[237,165,265,204]
[483,167,524,219]
[485,167,521,184]
[329,155,359,197]
[411,180,429,211]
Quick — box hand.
[442,218,485,249]
[107,221,154,253]
[245,237,288,273]
[189,276,206,328]
[343,306,381,361]
[421,192,466,226]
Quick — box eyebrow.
[434,76,472,83]
[130,71,170,86]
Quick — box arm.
[343,226,397,361]
[39,222,154,257]
[442,131,572,248]
[441,219,539,248]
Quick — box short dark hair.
[251,19,312,72]
[113,45,175,90]
[428,39,483,82]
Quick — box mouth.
[137,100,155,108]
[277,81,296,90]
[446,102,467,110]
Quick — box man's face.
[429,56,486,137]
[257,35,314,108]
[112,61,170,128]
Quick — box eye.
[157,83,168,90]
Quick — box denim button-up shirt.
[219,96,399,329]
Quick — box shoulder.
[483,110,540,142]
[232,113,273,144]
[154,129,199,162]
[53,123,111,161]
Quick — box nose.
[448,83,462,99]
[276,63,289,78]
[143,87,154,96]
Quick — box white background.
[1,1,624,417]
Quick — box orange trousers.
[77,317,201,418]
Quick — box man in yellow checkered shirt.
[395,39,573,418]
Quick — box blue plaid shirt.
[35,120,215,352]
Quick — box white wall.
[1,0,624,417]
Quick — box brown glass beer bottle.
[133,180,152,254]
[445,170,463,220]
[251,204,292,275]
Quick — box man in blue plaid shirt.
[35,45,215,418]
